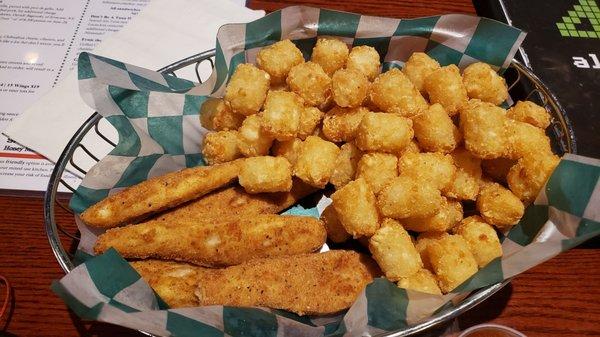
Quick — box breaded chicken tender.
[402,52,440,94]
[298,107,324,140]
[398,152,456,190]
[415,231,449,270]
[286,62,332,107]
[403,197,463,232]
[95,214,326,267]
[506,100,551,129]
[507,153,560,203]
[332,68,370,108]
[131,260,206,308]
[239,156,292,193]
[453,216,502,268]
[369,68,429,117]
[397,269,442,295]
[321,203,351,243]
[330,142,362,188]
[482,157,516,183]
[238,114,274,157]
[195,250,380,315]
[293,136,340,188]
[369,219,423,280]
[81,160,243,228]
[224,64,270,115]
[443,148,482,200]
[424,65,468,116]
[331,177,380,237]
[356,152,398,194]
[311,37,349,76]
[272,138,302,165]
[413,103,461,153]
[151,181,316,224]
[355,112,414,153]
[256,39,304,85]
[346,45,381,80]
[462,62,509,105]
[377,176,443,219]
[459,99,508,159]
[322,106,369,142]
[476,182,524,229]
[505,119,552,159]
[427,235,478,293]
[261,90,304,141]
[202,130,241,165]
[199,98,244,131]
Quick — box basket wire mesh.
[43,51,575,337]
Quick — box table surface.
[1,0,599,336]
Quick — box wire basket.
[44,51,576,337]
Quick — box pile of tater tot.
[200,37,560,294]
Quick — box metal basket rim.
[43,52,573,337]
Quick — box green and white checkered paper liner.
[57,6,599,337]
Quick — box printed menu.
[0,0,150,192]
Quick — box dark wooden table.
[0,1,598,336]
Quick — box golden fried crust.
[145,180,315,225]
[81,160,244,228]
[195,250,381,315]
[95,214,327,267]
[130,260,207,308]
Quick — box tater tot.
[298,107,324,140]
[293,136,340,188]
[403,197,463,232]
[356,153,398,194]
[507,153,560,203]
[443,148,482,200]
[330,142,362,189]
[401,52,440,94]
[286,62,332,107]
[238,114,274,157]
[239,156,292,193]
[462,62,509,105]
[331,68,370,108]
[346,45,381,81]
[322,106,369,142]
[415,231,449,270]
[256,39,304,85]
[199,98,244,131]
[369,68,429,117]
[459,99,508,159]
[398,152,456,190]
[272,138,302,165]
[331,177,380,237]
[482,157,516,183]
[476,182,524,229]
[398,140,420,158]
[311,37,349,76]
[369,219,423,281]
[506,100,551,129]
[413,103,461,153]
[321,204,351,243]
[505,119,552,160]
[355,112,414,153]
[377,176,443,219]
[453,216,502,268]
[427,235,478,293]
[397,269,442,295]
[201,131,242,165]
[261,91,303,141]
[424,65,468,116]
[224,64,270,116]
